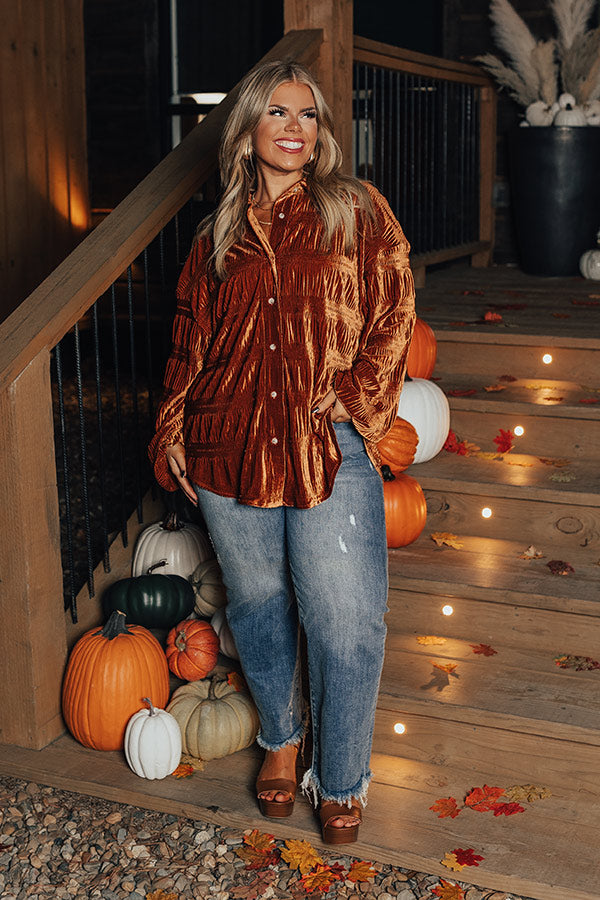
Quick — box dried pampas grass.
[475,54,539,106]
[549,0,596,53]
[531,41,559,105]
[562,27,600,101]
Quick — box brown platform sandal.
[319,801,362,844]
[256,778,297,818]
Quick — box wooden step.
[1,725,598,900]
[389,534,600,617]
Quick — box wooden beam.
[472,84,497,268]
[353,35,490,82]
[284,0,353,172]
[0,351,67,749]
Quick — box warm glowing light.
[394,722,406,735]
[542,353,553,364]
[481,507,493,519]
[442,604,454,616]
[514,425,525,437]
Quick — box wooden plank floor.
[0,718,598,900]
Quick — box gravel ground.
[0,775,534,900]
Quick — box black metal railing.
[352,62,480,255]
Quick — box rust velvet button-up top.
[148,181,416,508]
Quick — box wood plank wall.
[0,0,90,323]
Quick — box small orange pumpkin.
[407,318,437,379]
[61,610,170,751]
[166,619,220,681]
[377,417,419,475]
[383,473,427,548]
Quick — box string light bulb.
[394,722,406,735]
[442,604,454,616]
[542,353,553,365]
[481,507,493,519]
[514,425,525,436]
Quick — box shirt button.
[270,391,277,398]
[271,437,278,444]
[268,297,275,304]
[269,343,276,351]
[278,212,285,219]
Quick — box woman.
[149,59,415,844]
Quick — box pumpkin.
[62,611,170,751]
[407,318,437,379]
[554,94,587,126]
[165,618,220,681]
[397,377,450,464]
[383,472,427,547]
[583,100,600,126]
[102,561,195,629]
[190,557,227,618]
[580,232,600,279]
[132,510,213,579]
[124,697,182,780]
[376,416,419,476]
[525,100,558,127]
[167,674,259,760]
[210,607,239,660]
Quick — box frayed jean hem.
[256,715,307,752]
[300,767,372,809]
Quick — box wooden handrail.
[354,35,491,86]
[0,29,322,394]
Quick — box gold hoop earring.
[309,151,315,163]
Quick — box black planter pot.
[509,127,600,276]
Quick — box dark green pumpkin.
[102,562,195,629]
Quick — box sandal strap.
[319,801,362,827]
[256,777,296,799]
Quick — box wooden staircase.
[373,265,600,899]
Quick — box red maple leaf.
[429,797,462,818]
[447,388,478,397]
[547,559,575,576]
[470,643,498,656]
[492,802,525,816]
[452,848,485,867]
[493,428,514,453]
[464,785,505,812]
[326,863,346,881]
[579,397,600,404]
[444,429,461,452]
[571,298,600,306]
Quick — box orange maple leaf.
[470,643,497,656]
[483,384,506,392]
[146,890,178,900]
[346,860,377,882]
[441,852,466,872]
[280,839,324,874]
[484,310,503,322]
[429,797,461,818]
[299,864,339,893]
[172,763,194,779]
[433,662,458,675]
[430,532,464,549]
[227,671,247,692]
[431,879,466,900]
[464,785,505,811]
[243,829,276,852]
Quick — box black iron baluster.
[73,321,95,599]
[110,284,128,547]
[143,248,155,426]
[54,342,78,620]
[92,300,110,573]
[127,265,143,522]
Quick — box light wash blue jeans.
[194,422,388,807]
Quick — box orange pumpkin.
[407,318,437,379]
[383,473,427,548]
[61,610,170,751]
[166,619,220,681]
[377,417,419,475]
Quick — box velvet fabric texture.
[148,180,416,509]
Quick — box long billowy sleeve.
[147,238,213,490]
[334,185,416,443]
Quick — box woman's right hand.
[165,442,198,506]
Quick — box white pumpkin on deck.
[124,698,182,779]
[132,510,213,579]
[580,232,600,280]
[397,377,450,464]
[211,607,239,660]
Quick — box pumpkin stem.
[208,674,227,700]
[161,510,185,532]
[97,609,133,639]
[174,630,188,652]
[381,465,396,482]
[147,559,168,575]
[143,697,157,716]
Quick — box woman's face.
[251,81,318,179]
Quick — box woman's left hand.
[313,388,351,423]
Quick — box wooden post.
[0,351,67,749]
[284,0,353,171]
[472,83,497,268]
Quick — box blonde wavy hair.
[200,59,374,279]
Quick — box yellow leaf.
[504,784,552,803]
[244,829,276,852]
[146,891,178,900]
[430,532,464,550]
[538,457,571,467]
[441,852,466,872]
[433,662,458,674]
[519,545,545,560]
[281,839,324,874]
[474,450,504,460]
[417,635,447,645]
[347,860,377,882]
[504,456,534,467]
[483,384,506,392]
[299,864,339,893]
[462,440,481,456]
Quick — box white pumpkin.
[525,100,556,127]
[211,607,239,660]
[190,557,227,618]
[580,235,600,279]
[124,698,182,779]
[558,93,577,109]
[554,98,587,126]
[167,675,259,760]
[132,510,213,579]
[583,100,600,125]
[397,377,450,464]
